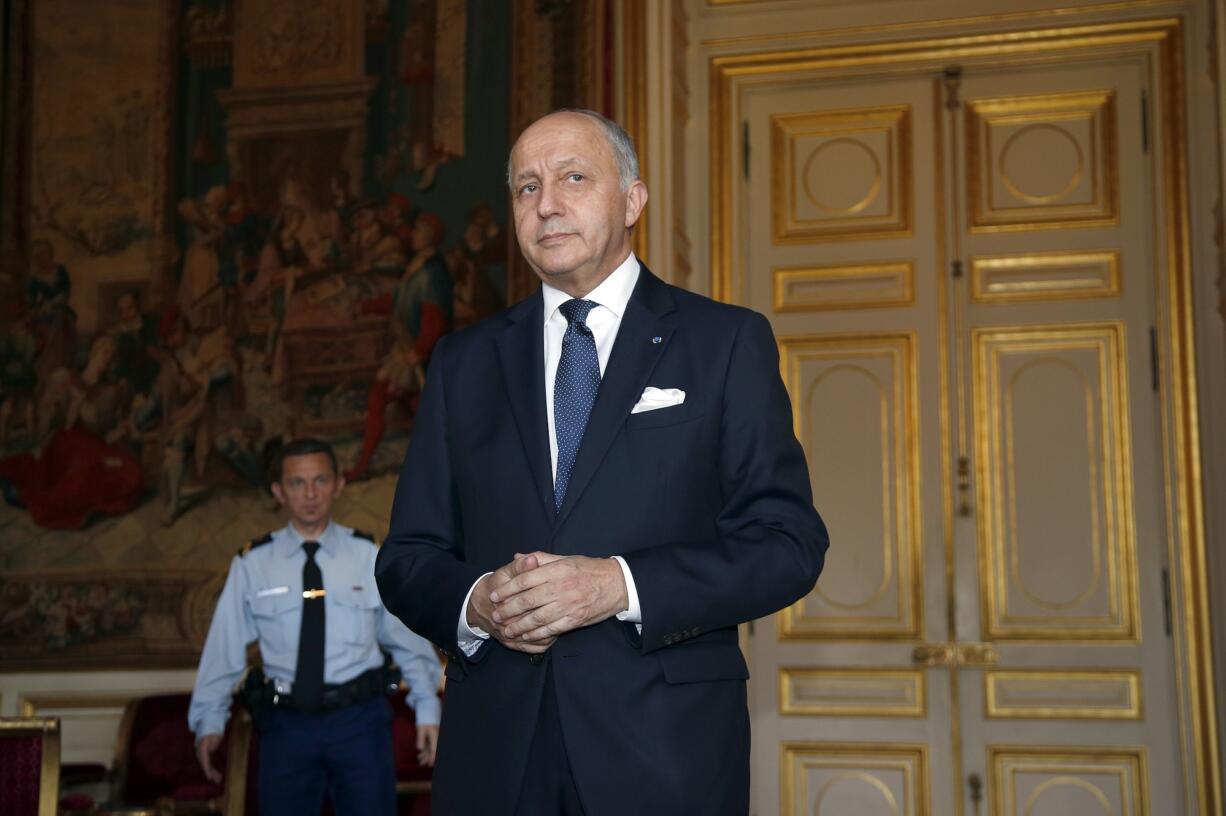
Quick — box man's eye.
[519,184,537,195]
[567,173,584,182]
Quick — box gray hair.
[507,108,640,191]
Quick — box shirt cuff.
[411,692,442,726]
[456,572,493,657]
[192,716,226,745]
[611,556,641,624]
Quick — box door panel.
[953,60,1181,816]
[744,73,953,816]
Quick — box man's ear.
[624,180,648,229]
[270,482,287,507]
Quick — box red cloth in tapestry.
[0,732,43,816]
[0,426,142,529]
[412,302,446,363]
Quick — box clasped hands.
[465,552,629,654]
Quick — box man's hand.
[417,724,439,767]
[196,733,223,784]
[491,552,628,642]
[465,554,556,653]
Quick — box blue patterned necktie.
[554,299,601,512]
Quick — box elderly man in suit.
[376,108,828,815]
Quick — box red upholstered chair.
[102,689,436,816]
[0,717,61,816]
[99,692,250,815]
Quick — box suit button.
[529,653,543,665]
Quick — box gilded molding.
[770,104,914,244]
[964,90,1119,233]
[776,331,923,641]
[781,742,929,816]
[780,667,926,717]
[622,1,649,262]
[773,261,915,312]
[969,250,1122,303]
[989,745,1149,816]
[985,669,1143,720]
[972,322,1139,641]
[700,0,1186,46]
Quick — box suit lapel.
[553,267,677,532]
[495,292,554,521]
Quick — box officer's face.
[272,453,344,531]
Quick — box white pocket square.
[631,387,686,414]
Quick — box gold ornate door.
[720,18,1213,816]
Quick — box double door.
[733,35,1188,816]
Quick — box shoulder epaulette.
[352,529,377,543]
[239,532,274,557]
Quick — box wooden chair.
[0,717,61,816]
[218,707,256,816]
[389,690,435,816]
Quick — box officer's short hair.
[270,438,338,484]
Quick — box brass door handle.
[912,642,999,667]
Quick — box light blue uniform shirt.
[188,521,442,738]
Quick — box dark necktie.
[294,540,325,708]
[554,299,601,512]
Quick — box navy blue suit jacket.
[376,266,828,815]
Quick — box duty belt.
[240,661,402,727]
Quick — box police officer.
[188,438,441,816]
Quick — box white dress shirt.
[455,253,644,655]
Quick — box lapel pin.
[652,336,663,344]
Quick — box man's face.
[271,452,344,530]
[509,113,646,294]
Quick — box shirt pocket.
[328,585,382,646]
[249,591,301,655]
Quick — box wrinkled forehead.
[510,114,613,175]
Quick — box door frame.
[704,15,1219,815]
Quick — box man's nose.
[536,182,564,219]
